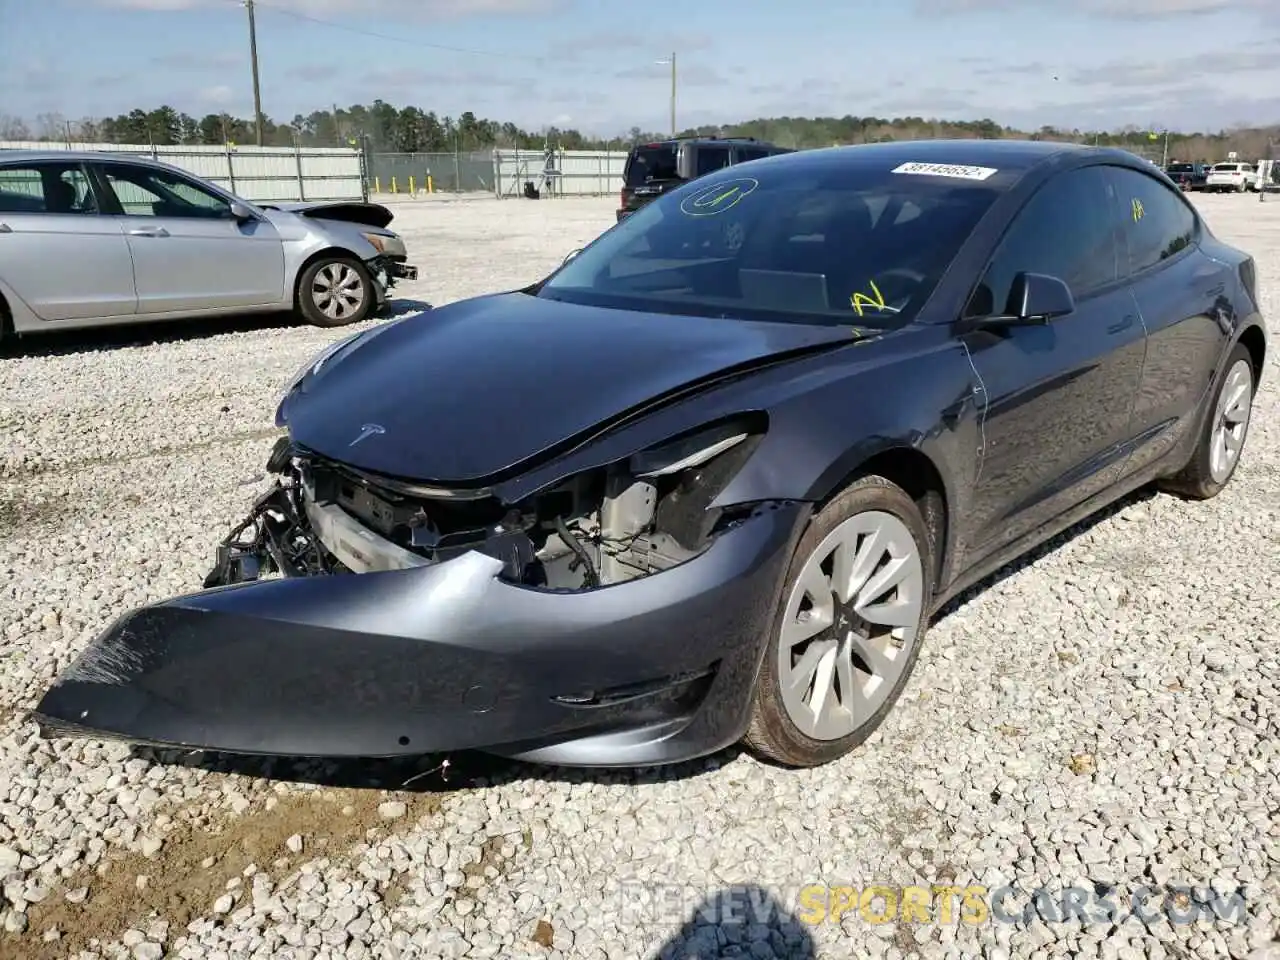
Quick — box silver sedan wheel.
[1209,358,1253,484]
[311,262,366,322]
[777,510,924,741]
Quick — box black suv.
[617,136,792,221]
[1165,161,1209,192]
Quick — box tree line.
[2,102,1277,162]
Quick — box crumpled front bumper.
[32,499,808,767]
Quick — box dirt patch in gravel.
[0,488,65,537]
[7,786,442,960]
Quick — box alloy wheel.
[311,263,366,322]
[1209,358,1253,484]
[777,510,925,741]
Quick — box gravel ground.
[0,192,1277,960]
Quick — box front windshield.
[538,161,1001,329]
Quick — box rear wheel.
[743,476,934,767]
[296,256,374,328]
[1159,343,1255,500]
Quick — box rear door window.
[625,145,678,186]
[0,163,98,214]
[1108,166,1197,276]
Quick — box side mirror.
[1007,272,1075,322]
[959,272,1074,333]
[229,200,256,222]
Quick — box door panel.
[964,289,1146,553]
[96,162,285,314]
[959,165,1147,558]
[1106,166,1228,475]
[0,162,136,320]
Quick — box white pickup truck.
[1204,161,1260,193]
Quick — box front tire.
[743,476,934,768]
[297,256,374,328]
[1159,343,1255,500]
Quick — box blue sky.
[4,0,1280,136]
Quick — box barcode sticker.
[891,161,998,181]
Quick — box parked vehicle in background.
[617,136,792,221]
[0,150,418,345]
[1205,162,1259,193]
[1165,161,1209,191]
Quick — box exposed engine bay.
[205,432,760,591]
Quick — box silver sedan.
[0,150,419,344]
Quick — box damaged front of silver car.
[30,293,855,767]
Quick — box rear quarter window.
[625,146,678,186]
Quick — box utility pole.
[656,52,677,137]
[669,51,677,137]
[245,0,264,146]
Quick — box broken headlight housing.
[627,416,766,553]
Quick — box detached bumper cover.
[33,502,807,766]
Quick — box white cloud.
[198,84,235,104]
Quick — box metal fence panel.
[0,140,365,203]
[367,151,493,194]
[492,149,627,198]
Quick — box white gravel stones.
[0,192,1277,959]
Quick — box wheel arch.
[1237,322,1267,383]
[810,444,951,589]
[0,287,12,338]
[291,247,369,308]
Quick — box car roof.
[633,137,778,148]
[0,149,175,168]
[711,138,1151,182]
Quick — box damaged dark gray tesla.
[34,140,1266,768]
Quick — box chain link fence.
[366,151,495,194]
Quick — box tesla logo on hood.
[348,423,386,447]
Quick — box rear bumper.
[32,500,808,767]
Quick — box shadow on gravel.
[133,742,748,796]
[0,299,433,358]
[0,311,304,358]
[648,886,817,959]
[930,483,1159,622]
[127,484,1162,790]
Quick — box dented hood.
[279,292,856,484]
[263,200,395,229]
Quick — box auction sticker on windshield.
[891,162,998,181]
[680,177,759,216]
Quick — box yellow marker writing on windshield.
[696,185,741,209]
[1131,197,1144,222]
[851,279,887,317]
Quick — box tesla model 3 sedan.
[33,139,1266,769]
[0,150,417,344]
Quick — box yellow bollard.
[374,176,381,194]
[409,175,416,196]
[391,176,398,194]
[427,175,434,194]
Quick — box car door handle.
[1108,315,1136,335]
[127,227,170,238]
